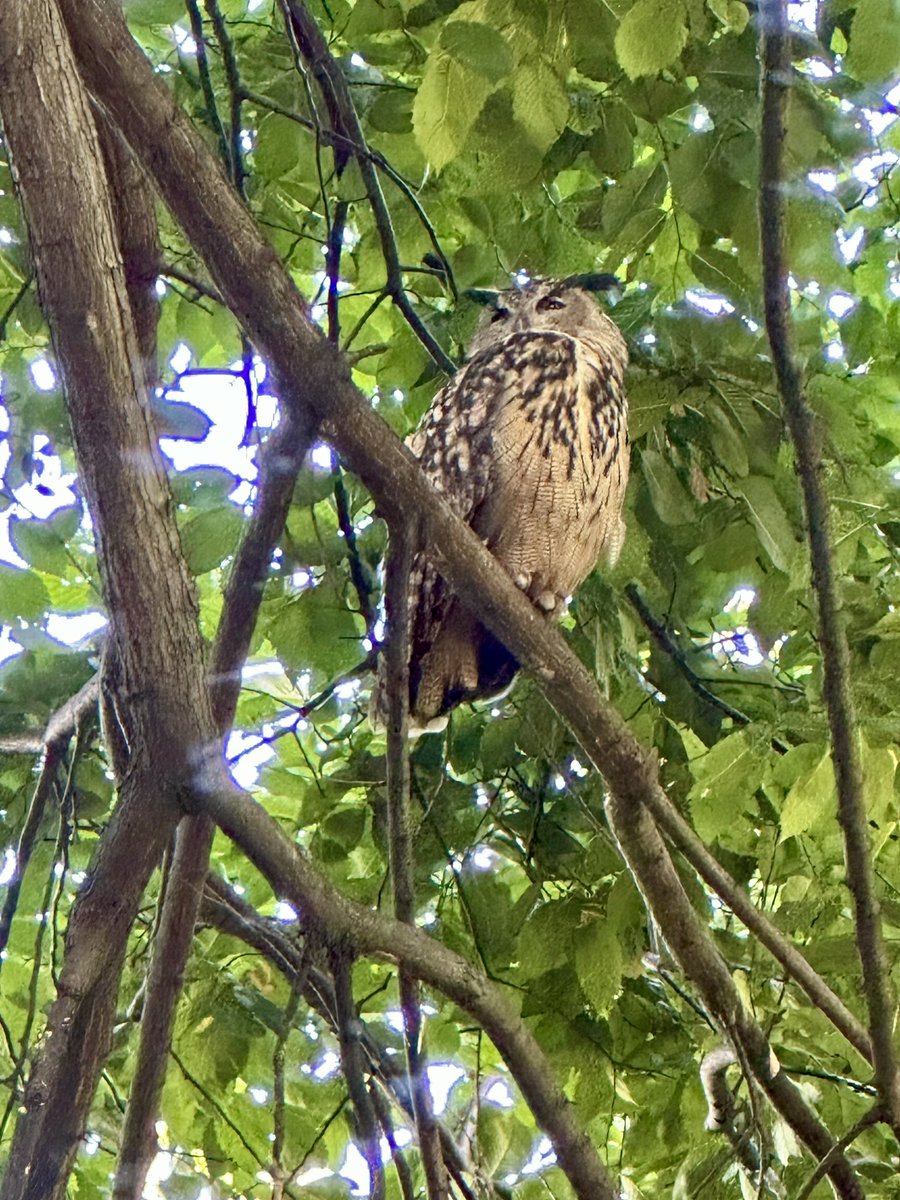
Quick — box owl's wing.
[407,346,499,518]
[404,336,573,723]
[403,354,496,720]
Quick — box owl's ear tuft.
[562,273,622,293]
[463,288,502,307]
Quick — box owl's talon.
[536,591,557,613]
[514,573,529,590]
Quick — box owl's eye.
[536,295,566,312]
[490,306,510,323]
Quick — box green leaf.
[152,395,213,441]
[180,506,244,575]
[9,506,82,577]
[589,102,635,176]
[412,49,495,170]
[439,21,514,82]
[266,583,364,677]
[740,475,798,573]
[601,161,668,240]
[615,0,689,79]
[123,0,186,20]
[847,0,900,84]
[780,749,835,840]
[688,731,765,841]
[640,448,696,525]
[255,113,306,182]
[512,58,570,152]
[573,917,623,1014]
[0,563,50,622]
[706,0,749,30]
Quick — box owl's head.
[467,275,627,366]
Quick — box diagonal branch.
[200,769,619,1200]
[758,0,900,1131]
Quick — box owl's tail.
[370,601,518,735]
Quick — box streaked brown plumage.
[375,277,629,732]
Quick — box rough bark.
[0,5,218,1197]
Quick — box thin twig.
[272,968,305,1198]
[758,0,900,1131]
[326,198,348,343]
[385,527,449,1199]
[0,676,99,962]
[184,0,230,167]
[161,263,223,303]
[240,87,455,297]
[330,949,385,1200]
[625,584,753,729]
[794,1106,882,1200]
[0,272,33,342]
[370,1083,416,1200]
[281,0,456,375]
[203,0,245,195]
[334,469,376,634]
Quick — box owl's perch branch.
[758,0,900,1133]
[55,0,870,1186]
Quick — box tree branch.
[280,0,457,375]
[200,770,618,1200]
[331,949,386,1200]
[758,0,900,1130]
[385,528,449,1199]
[0,676,98,961]
[606,790,864,1199]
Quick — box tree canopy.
[0,0,899,1198]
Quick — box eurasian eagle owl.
[375,275,629,731]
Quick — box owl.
[374,275,629,732]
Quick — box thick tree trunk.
[0,5,218,1197]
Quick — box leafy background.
[1,0,899,1195]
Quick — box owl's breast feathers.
[376,324,629,731]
